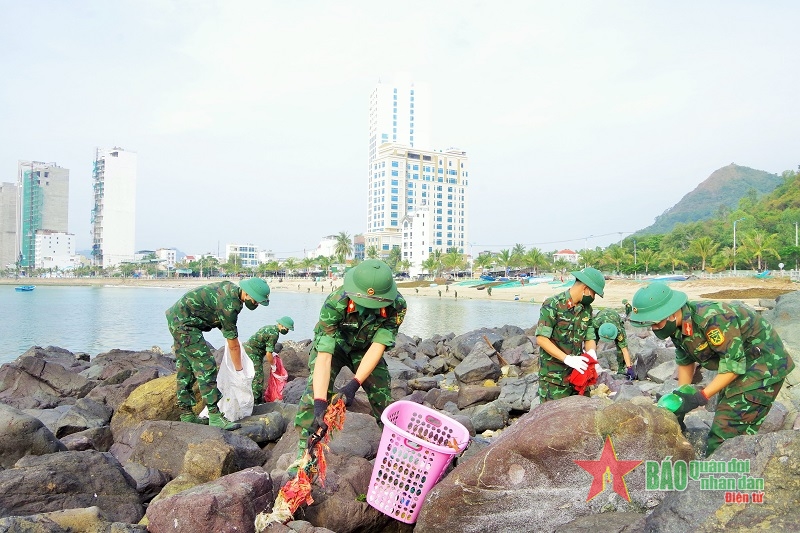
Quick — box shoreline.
[3,275,797,310]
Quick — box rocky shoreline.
[1,292,799,532]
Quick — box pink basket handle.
[404,438,423,451]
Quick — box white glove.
[585,349,597,361]
[270,363,277,372]
[564,355,589,374]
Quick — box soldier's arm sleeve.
[674,344,693,366]
[219,284,240,340]
[534,301,556,338]
[264,333,278,353]
[617,317,629,349]
[315,298,344,354]
[707,315,746,375]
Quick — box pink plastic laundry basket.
[367,400,470,524]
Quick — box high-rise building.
[224,243,259,269]
[91,147,137,268]
[365,80,469,270]
[17,161,70,269]
[369,143,469,272]
[0,182,18,269]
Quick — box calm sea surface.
[1,286,541,364]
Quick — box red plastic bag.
[265,355,289,402]
[567,352,598,396]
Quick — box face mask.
[245,300,258,310]
[653,319,677,339]
[279,327,287,335]
[580,293,595,306]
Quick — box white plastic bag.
[200,343,255,421]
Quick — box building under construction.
[16,161,69,270]
[91,147,137,268]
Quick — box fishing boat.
[15,285,36,292]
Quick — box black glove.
[307,399,328,448]
[625,366,636,381]
[337,378,361,407]
[676,411,687,432]
[673,387,708,415]
[273,343,283,354]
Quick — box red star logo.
[574,436,642,501]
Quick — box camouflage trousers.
[538,377,590,403]
[244,347,265,404]
[168,320,221,415]
[295,347,392,452]
[706,380,784,455]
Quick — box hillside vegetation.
[637,164,783,235]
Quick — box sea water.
[1,285,541,364]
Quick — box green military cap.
[571,267,606,297]
[277,316,294,330]
[630,282,687,326]
[343,259,397,309]
[598,322,619,341]
[240,277,270,305]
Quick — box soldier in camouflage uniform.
[295,259,407,454]
[165,277,270,430]
[594,308,636,379]
[243,316,294,404]
[535,267,606,402]
[630,281,794,455]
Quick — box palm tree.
[431,249,444,277]
[636,248,661,275]
[603,245,631,274]
[386,247,402,271]
[399,259,412,273]
[300,257,316,277]
[552,258,571,275]
[473,253,495,276]
[334,232,353,264]
[740,231,781,271]
[688,236,719,272]
[421,256,438,278]
[495,249,514,276]
[661,246,688,274]
[511,243,526,270]
[711,246,734,272]
[366,246,380,259]
[442,249,466,275]
[577,248,602,269]
[317,256,333,277]
[282,257,298,277]
[522,248,548,275]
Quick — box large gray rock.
[145,467,273,533]
[0,450,143,523]
[85,367,160,411]
[0,354,96,409]
[415,397,694,532]
[457,384,501,409]
[453,350,501,385]
[49,397,113,438]
[497,374,539,411]
[116,420,266,482]
[0,403,66,469]
[645,430,800,531]
[647,360,677,384]
[82,349,175,381]
[450,330,503,361]
[764,290,800,357]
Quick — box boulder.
[109,374,184,445]
[497,374,539,412]
[457,384,501,409]
[0,450,143,523]
[20,506,147,533]
[59,425,114,452]
[82,349,175,381]
[647,360,677,384]
[117,420,266,482]
[450,330,503,361]
[85,367,160,411]
[50,397,113,438]
[644,430,800,531]
[764,290,800,357]
[145,467,273,533]
[0,403,66,468]
[453,350,501,385]
[0,354,95,409]
[415,397,694,532]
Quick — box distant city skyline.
[1,2,798,257]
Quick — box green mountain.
[637,164,783,235]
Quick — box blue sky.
[1,1,797,257]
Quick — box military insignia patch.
[706,327,725,346]
[697,342,708,351]
[617,334,624,342]
[682,322,693,336]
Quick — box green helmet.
[571,267,605,297]
[343,259,398,309]
[598,322,618,341]
[239,278,270,305]
[629,282,687,325]
[277,316,294,331]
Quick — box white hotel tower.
[91,147,137,268]
[365,79,468,275]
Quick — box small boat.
[480,275,496,282]
[15,285,36,292]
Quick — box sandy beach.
[3,274,797,310]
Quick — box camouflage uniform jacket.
[593,308,628,350]
[165,281,243,340]
[535,289,595,384]
[313,288,407,355]
[671,301,794,397]
[243,325,279,357]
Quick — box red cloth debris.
[567,353,598,395]
[264,355,288,402]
